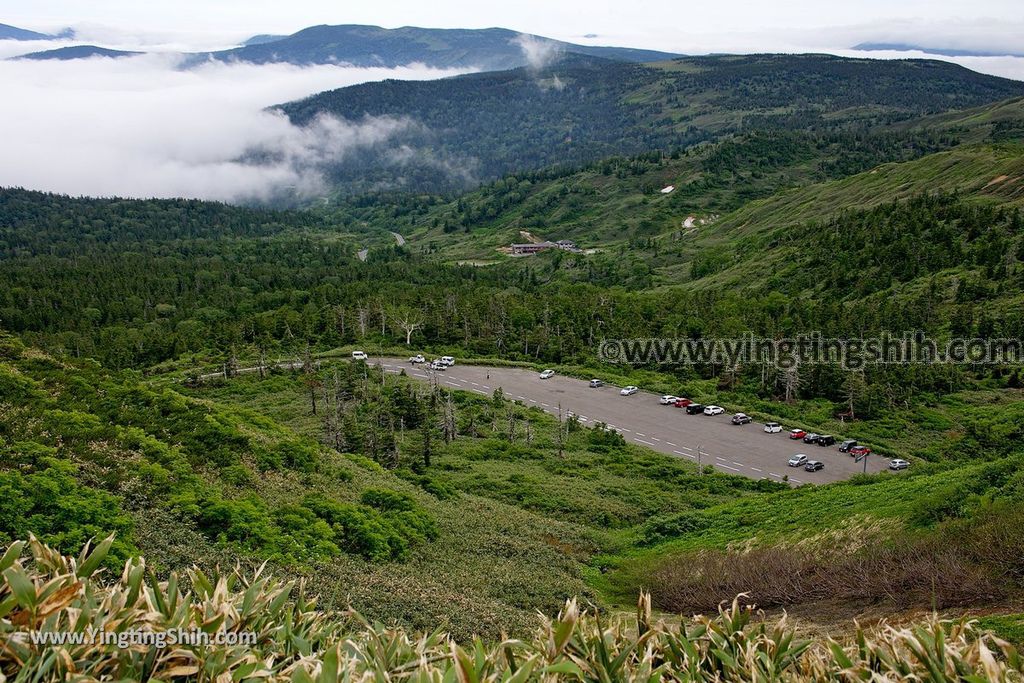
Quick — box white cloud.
[513,33,561,69]
[0,54,468,201]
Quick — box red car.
[674,397,693,408]
[849,445,872,457]
[788,429,807,440]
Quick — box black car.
[731,413,752,425]
[839,439,858,452]
[686,403,705,415]
[804,460,825,472]
[802,432,820,444]
[816,435,836,447]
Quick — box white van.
[440,356,455,366]
[351,350,368,361]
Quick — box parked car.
[849,445,871,457]
[408,354,425,364]
[429,360,446,371]
[440,356,455,366]
[816,435,836,447]
[660,395,679,405]
[620,385,639,396]
[803,432,820,444]
[889,458,910,471]
[539,369,555,379]
[674,397,693,408]
[703,405,725,416]
[589,379,604,388]
[804,460,825,472]
[788,454,808,467]
[685,403,705,415]
[789,429,806,440]
[764,422,782,433]
[351,351,368,361]
[839,439,858,453]
[731,413,752,425]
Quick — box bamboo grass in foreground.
[1,536,1022,681]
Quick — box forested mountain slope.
[278,53,1024,194]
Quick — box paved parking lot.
[375,358,891,485]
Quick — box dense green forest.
[4,62,1024,646]
[278,53,1024,194]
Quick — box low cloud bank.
[0,52,467,202]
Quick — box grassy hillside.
[1,331,790,638]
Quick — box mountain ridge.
[188,24,683,70]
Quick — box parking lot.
[376,358,891,485]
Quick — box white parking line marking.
[769,472,783,478]
[541,402,550,407]
[635,438,656,446]
[666,442,677,447]
[791,478,803,484]
[414,373,428,378]
[516,396,526,400]
[471,382,479,387]
[678,445,692,451]
[750,467,762,473]
[620,428,632,433]
[473,389,486,395]
[674,450,695,459]
[482,385,490,390]
[732,461,745,467]
[636,432,646,437]
[716,463,741,472]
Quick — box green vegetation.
[4,537,1023,681]
[280,53,1024,195]
[4,60,1024,651]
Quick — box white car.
[440,356,455,366]
[764,422,782,433]
[539,369,555,379]
[351,350,368,361]
[408,354,425,364]
[429,360,446,371]
[788,454,808,467]
[889,459,910,471]
[620,385,639,396]
[703,405,725,416]
[659,395,679,405]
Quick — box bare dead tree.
[783,364,803,403]
[390,306,425,346]
[356,307,369,338]
[442,391,457,443]
[556,403,567,458]
[505,404,518,443]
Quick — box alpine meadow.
[3,5,1024,681]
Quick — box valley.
[2,15,1024,678]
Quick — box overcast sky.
[4,0,1024,55]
